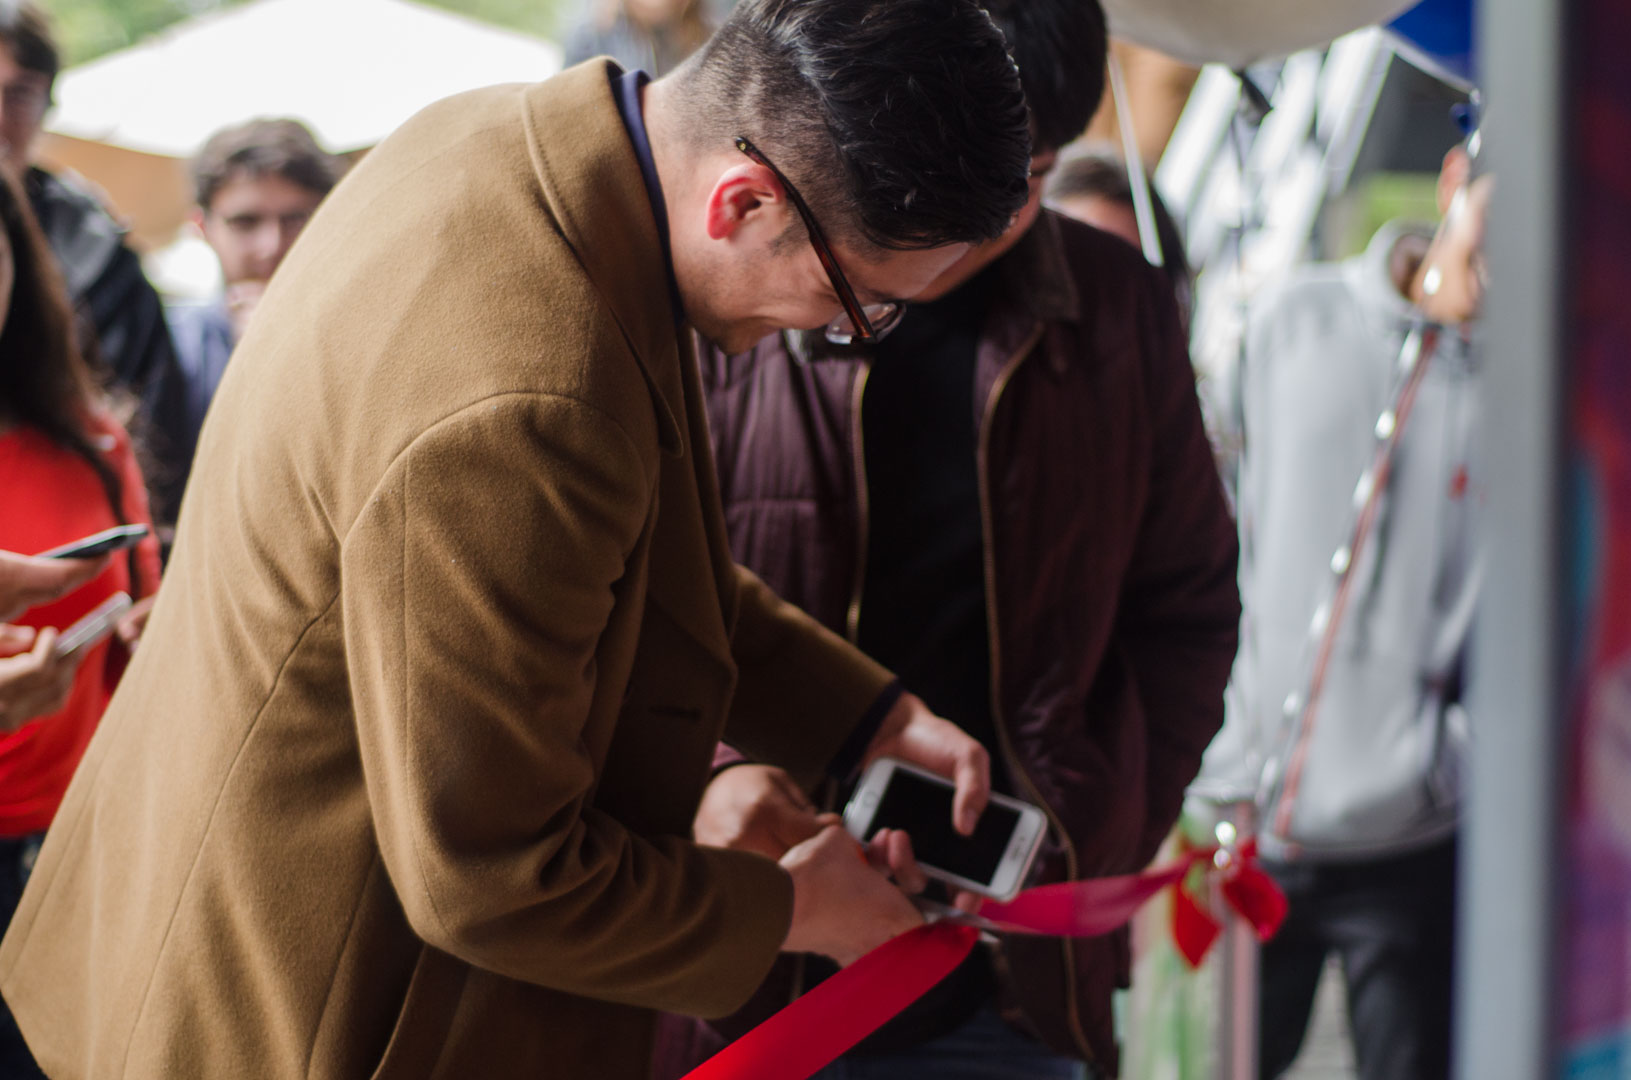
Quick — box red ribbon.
[1168,840,1288,968]
[681,844,1286,1080]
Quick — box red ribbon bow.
[682,843,1287,1080]
[1168,839,1287,967]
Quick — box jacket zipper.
[976,325,1097,1065]
[844,361,873,644]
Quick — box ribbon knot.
[1170,838,1289,967]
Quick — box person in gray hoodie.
[1202,140,1492,1080]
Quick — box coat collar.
[524,62,736,666]
[991,210,1079,327]
[523,60,685,456]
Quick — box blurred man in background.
[564,0,713,76]
[159,118,340,521]
[1045,145,1192,331]
[0,2,183,519]
[662,2,1240,1076]
[1206,140,1490,1080]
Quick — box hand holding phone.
[861,691,991,836]
[0,550,111,621]
[0,627,79,731]
[844,757,1047,901]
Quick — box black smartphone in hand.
[37,525,149,561]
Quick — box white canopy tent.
[49,0,562,156]
[38,0,560,295]
[1103,0,1419,69]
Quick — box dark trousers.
[0,834,46,1080]
[1258,836,1457,1080]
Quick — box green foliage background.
[45,0,570,66]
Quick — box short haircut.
[671,0,1031,252]
[0,1,58,87]
[986,0,1108,153]
[191,119,341,211]
[1047,147,1193,322]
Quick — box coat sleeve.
[339,392,792,1019]
[1120,272,1243,867]
[723,566,895,791]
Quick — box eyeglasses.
[734,135,904,345]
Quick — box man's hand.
[0,550,109,622]
[694,764,826,859]
[0,626,81,731]
[865,691,990,835]
[779,823,924,966]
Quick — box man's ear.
[188,207,208,237]
[704,162,782,241]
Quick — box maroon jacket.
[676,212,1239,1076]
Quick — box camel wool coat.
[0,60,893,1079]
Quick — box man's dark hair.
[986,0,1107,153]
[191,118,341,211]
[0,1,59,87]
[672,0,1031,251]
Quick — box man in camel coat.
[0,1,1035,1075]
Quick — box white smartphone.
[52,592,133,661]
[844,756,1047,902]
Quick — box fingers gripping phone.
[37,525,149,560]
[52,593,133,661]
[844,757,1047,902]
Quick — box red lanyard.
[1265,325,1442,844]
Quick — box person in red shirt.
[0,165,160,1077]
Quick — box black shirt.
[846,270,1003,1052]
[856,271,1002,774]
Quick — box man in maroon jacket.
[662,2,1240,1075]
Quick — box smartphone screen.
[863,769,1021,887]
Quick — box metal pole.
[1455,0,1566,1074]
[1210,801,1260,1080]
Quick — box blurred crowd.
[0,1,1486,1079]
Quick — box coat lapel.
[524,61,735,670]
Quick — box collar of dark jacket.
[782,210,1080,368]
[524,59,685,456]
[992,210,1079,326]
[26,166,124,302]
